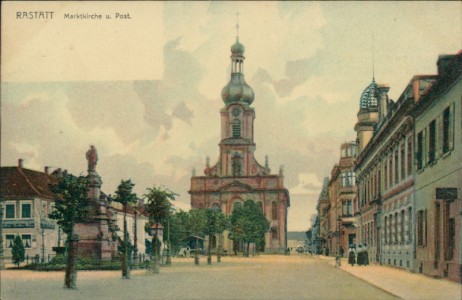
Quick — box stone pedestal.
[75,171,117,260]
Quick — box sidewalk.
[318,255,461,300]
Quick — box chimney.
[18,159,24,168]
[44,166,49,174]
[437,54,456,76]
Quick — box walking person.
[363,244,369,266]
[357,244,363,266]
[348,245,356,266]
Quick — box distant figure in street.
[348,245,356,266]
[363,244,369,266]
[357,244,364,266]
[325,247,330,257]
[339,246,345,258]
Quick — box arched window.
[232,119,241,138]
[272,202,277,220]
[212,203,221,212]
[233,201,242,211]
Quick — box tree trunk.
[217,233,221,263]
[122,204,129,279]
[65,233,78,289]
[207,234,212,265]
[246,242,250,257]
[194,237,199,265]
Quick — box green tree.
[143,186,177,272]
[203,208,228,264]
[49,173,92,288]
[11,236,25,268]
[113,179,138,279]
[188,209,206,265]
[163,209,190,255]
[230,200,269,257]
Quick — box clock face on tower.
[232,107,241,117]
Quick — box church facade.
[189,37,290,253]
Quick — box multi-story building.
[413,52,461,282]
[1,160,60,261]
[189,36,290,253]
[355,74,437,269]
[317,177,330,254]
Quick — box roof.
[0,167,57,199]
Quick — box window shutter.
[449,102,454,150]
[422,128,427,167]
[437,115,443,157]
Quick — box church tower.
[190,34,290,253]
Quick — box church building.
[189,36,290,253]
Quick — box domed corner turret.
[359,78,379,110]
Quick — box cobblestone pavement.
[319,255,461,300]
[1,255,398,300]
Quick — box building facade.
[1,160,60,261]
[189,37,290,253]
[413,53,461,282]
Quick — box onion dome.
[231,39,245,56]
[221,38,255,105]
[359,78,378,109]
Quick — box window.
[257,202,263,212]
[408,207,412,242]
[400,210,405,243]
[394,150,399,184]
[417,131,424,170]
[417,209,427,246]
[384,162,388,190]
[407,139,413,176]
[342,200,352,217]
[6,235,15,248]
[21,203,32,219]
[341,171,355,187]
[5,203,15,219]
[272,202,278,220]
[389,214,393,244]
[442,106,451,153]
[232,119,241,138]
[384,217,388,244]
[400,145,405,180]
[271,227,278,239]
[22,234,32,248]
[435,203,441,260]
[394,212,398,243]
[389,155,393,186]
[428,120,436,163]
[444,202,454,261]
[42,201,47,215]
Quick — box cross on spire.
[372,34,375,81]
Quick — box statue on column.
[86,145,98,172]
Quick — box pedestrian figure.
[348,245,356,266]
[339,246,344,258]
[335,255,342,267]
[363,244,369,266]
[357,244,364,266]
[325,247,330,257]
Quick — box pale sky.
[2,1,461,231]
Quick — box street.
[1,255,397,300]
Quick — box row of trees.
[47,172,269,288]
